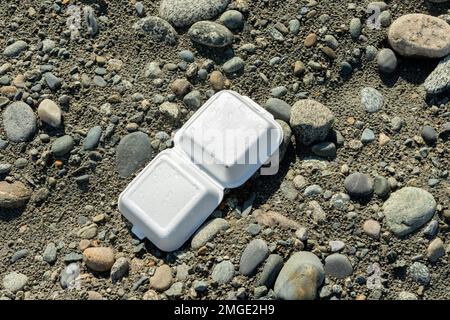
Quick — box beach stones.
[2,101,37,142]
[388,14,450,58]
[83,247,115,272]
[383,187,436,237]
[160,0,230,27]
[290,99,334,146]
[188,21,234,48]
[361,87,383,113]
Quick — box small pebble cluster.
[0,0,449,300]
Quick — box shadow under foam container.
[118,91,283,251]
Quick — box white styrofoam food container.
[118,91,283,251]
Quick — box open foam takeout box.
[118,90,283,251]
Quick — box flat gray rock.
[160,0,230,27]
[133,16,178,45]
[2,102,37,142]
[383,187,436,237]
[258,254,284,288]
[424,54,450,95]
[3,40,28,57]
[116,132,153,178]
[2,272,28,293]
[361,87,383,113]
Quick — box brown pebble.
[304,33,317,47]
[209,71,225,91]
[363,219,381,239]
[83,247,115,272]
[150,264,173,292]
[171,79,192,97]
[293,61,306,76]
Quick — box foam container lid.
[119,91,283,252]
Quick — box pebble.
[77,224,98,239]
[421,125,438,145]
[2,101,37,142]
[373,176,390,198]
[51,135,74,156]
[220,10,244,29]
[383,187,436,236]
[276,120,291,161]
[311,142,336,158]
[3,40,28,57]
[349,18,362,39]
[191,218,230,249]
[133,16,178,45]
[361,87,383,113]
[0,181,32,209]
[38,99,62,127]
[84,6,98,37]
[2,272,28,293]
[0,163,11,174]
[83,126,102,150]
[344,173,374,198]
[274,252,324,300]
[427,238,445,263]
[239,239,269,276]
[361,128,375,144]
[408,262,430,285]
[210,71,225,90]
[111,257,130,282]
[159,102,180,121]
[116,132,153,178]
[423,220,439,238]
[324,254,353,279]
[171,79,192,97]
[424,54,450,94]
[290,99,334,146]
[211,260,234,284]
[60,263,80,289]
[43,243,57,264]
[43,72,62,91]
[258,254,284,288]
[193,280,208,292]
[399,291,418,300]
[264,98,291,123]
[304,185,323,197]
[188,21,234,48]
[183,90,202,109]
[165,282,183,298]
[377,48,397,73]
[83,247,115,272]
[329,240,345,252]
[223,57,245,74]
[388,14,450,58]
[160,0,230,27]
[363,219,381,239]
[11,249,28,263]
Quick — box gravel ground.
[0,0,449,300]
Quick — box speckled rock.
[290,99,334,146]
[160,0,230,27]
[188,21,234,48]
[424,54,450,94]
[388,14,450,58]
[2,101,37,142]
[133,16,178,45]
[383,187,436,237]
[0,181,32,209]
